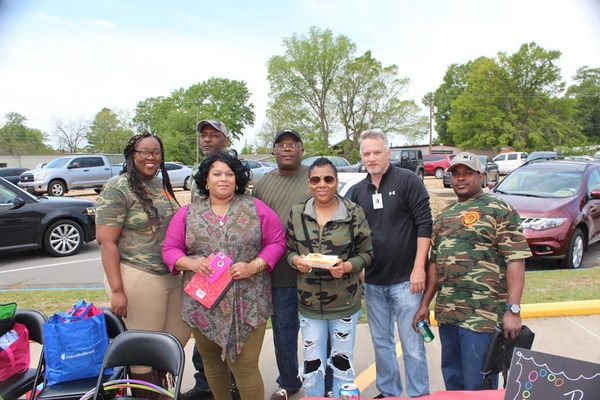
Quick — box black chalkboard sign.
[505,348,600,400]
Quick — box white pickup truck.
[19,154,124,196]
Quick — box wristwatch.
[506,303,521,314]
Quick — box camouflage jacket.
[286,196,373,319]
[96,174,179,274]
[431,193,531,332]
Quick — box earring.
[205,185,209,190]
[235,185,239,191]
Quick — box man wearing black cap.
[252,129,310,400]
[184,119,233,400]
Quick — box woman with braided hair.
[96,132,191,397]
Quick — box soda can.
[339,383,360,399]
[417,320,435,342]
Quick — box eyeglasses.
[134,149,162,158]
[309,175,336,184]
[274,142,302,150]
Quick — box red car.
[491,159,600,269]
[423,154,453,179]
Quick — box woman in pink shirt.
[162,152,285,400]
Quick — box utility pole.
[429,98,434,154]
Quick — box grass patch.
[2,268,599,325]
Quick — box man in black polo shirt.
[351,129,432,398]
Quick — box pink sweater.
[162,198,285,274]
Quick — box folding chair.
[91,330,185,400]
[0,308,47,400]
[33,308,127,400]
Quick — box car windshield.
[495,168,582,198]
[45,157,71,168]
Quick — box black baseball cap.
[273,129,302,145]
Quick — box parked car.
[241,159,276,181]
[19,154,124,196]
[443,155,500,188]
[165,162,193,190]
[0,167,29,185]
[0,177,96,256]
[423,154,453,179]
[493,152,528,175]
[526,151,561,162]
[491,159,600,269]
[337,172,367,198]
[301,156,356,172]
[358,148,425,179]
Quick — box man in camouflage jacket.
[413,152,531,391]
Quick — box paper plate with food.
[305,253,338,269]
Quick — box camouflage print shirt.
[431,193,531,332]
[96,174,180,274]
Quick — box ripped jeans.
[299,310,361,397]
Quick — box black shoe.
[373,394,386,399]
[230,383,241,400]
[180,387,214,400]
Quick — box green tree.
[445,42,584,151]
[0,113,52,163]
[87,108,134,153]
[333,51,427,154]
[266,27,425,155]
[133,78,255,164]
[430,62,474,145]
[267,26,355,150]
[566,66,600,142]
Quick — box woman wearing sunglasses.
[286,157,373,397]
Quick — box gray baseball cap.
[196,120,228,137]
[448,152,484,173]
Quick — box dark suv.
[0,177,96,256]
[390,148,425,180]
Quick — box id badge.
[372,193,383,209]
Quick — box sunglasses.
[309,175,336,184]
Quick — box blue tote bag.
[43,300,112,385]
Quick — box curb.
[428,299,600,326]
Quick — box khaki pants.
[193,324,266,400]
[105,263,191,372]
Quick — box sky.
[1,0,600,150]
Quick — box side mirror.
[590,190,600,200]
[11,197,26,209]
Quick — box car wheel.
[417,170,424,181]
[443,183,451,188]
[434,168,444,179]
[43,219,84,257]
[183,176,191,191]
[562,228,585,269]
[48,180,66,196]
[481,172,488,188]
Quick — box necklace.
[213,204,231,226]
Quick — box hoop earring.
[205,185,209,190]
[235,185,238,191]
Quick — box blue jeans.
[299,310,361,397]
[365,282,429,397]
[439,324,499,390]
[271,287,302,392]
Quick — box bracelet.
[253,257,266,274]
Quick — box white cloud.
[33,13,76,28]
[89,19,115,29]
